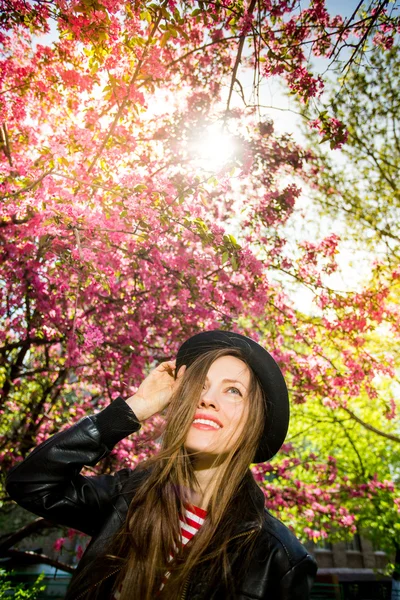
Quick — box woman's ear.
[174,364,187,381]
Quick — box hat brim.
[175,330,289,462]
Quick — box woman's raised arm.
[5,396,142,536]
[6,361,185,536]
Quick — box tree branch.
[5,549,75,574]
[342,406,400,444]
[333,415,366,477]
[1,337,63,354]
[340,0,390,74]
[327,0,364,61]
[1,340,31,402]
[0,123,13,167]
[0,518,56,553]
[0,169,54,201]
[226,0,257,114]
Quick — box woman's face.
[184,355,250,459]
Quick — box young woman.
[6,330,317,599]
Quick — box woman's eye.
[228,387,242,396]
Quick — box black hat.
[175,330,290,463]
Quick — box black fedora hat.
[175,330,290,463]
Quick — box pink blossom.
[83,326,105,351]
[53,537,65,552]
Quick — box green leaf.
[140,10,152,22]
[231,255,239,271]
[160,31,171,47]
[134,184,147,192]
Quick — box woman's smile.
[192,422,219,430]
[191,413,223,430]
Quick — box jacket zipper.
[75,566,122,600]
[179,526,259,600]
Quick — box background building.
[307,535,392,599]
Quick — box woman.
[6,330,317,599]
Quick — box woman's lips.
[191,423,220,431]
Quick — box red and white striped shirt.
[159,502,207,592]
[112,502,207,599]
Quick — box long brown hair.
[77,347,266,599]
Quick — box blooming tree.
[1,0,399,573]
[286,37,400,578]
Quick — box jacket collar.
[125,466,266,536]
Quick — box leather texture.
[6,397,318,599]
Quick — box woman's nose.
[199,387,218,408]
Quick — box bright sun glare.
[189,124,236,170]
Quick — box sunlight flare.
[189,124,237,170]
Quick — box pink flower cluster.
[310,115,349,149]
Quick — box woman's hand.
[126,360,186,422]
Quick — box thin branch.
[1,123,13,167]
[342,406,400,444]
[5,549,75,574]
[245,103,303,116]
[340,0,390,74]
[349,130,399,190]
[0,79,33,97]
[226,0,257,114]
[332,415,365,477]
[51,170,124,192]
[0,169,54,201]
[234,77,246,104]
[329,0,364,60]
[286,422,323,441]
[167,34,242,68]
[1,337,62,354]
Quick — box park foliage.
[0,0,399,571]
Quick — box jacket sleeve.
[5,396,142,537]
[277,553,318,600]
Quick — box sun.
[189,123,237,170]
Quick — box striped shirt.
[112,502,207,599]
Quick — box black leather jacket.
[6,397,317,599]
